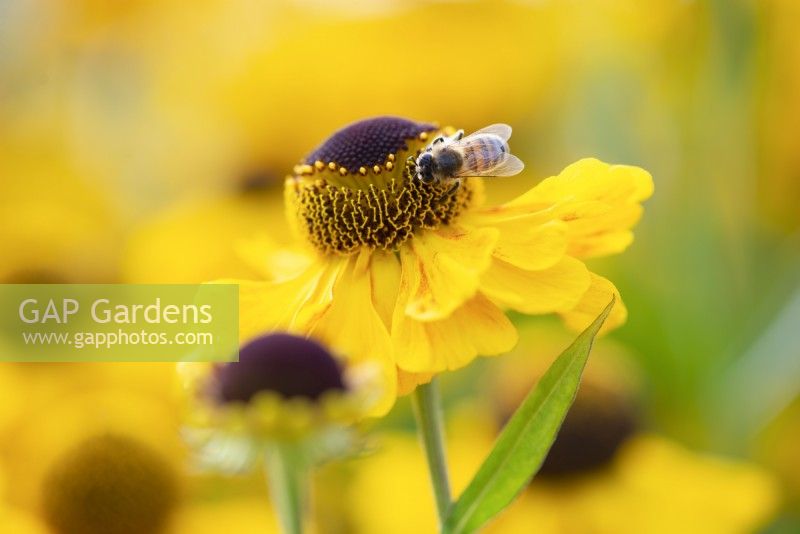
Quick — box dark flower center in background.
[287,116,477,255]
[536,383,638,478]
[42,434,179,534]
[212,333,346,403]
[237,168,281,193]
[2,270,68,284]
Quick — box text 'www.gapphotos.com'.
[21,330,214,349]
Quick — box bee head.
[415,152,435,184]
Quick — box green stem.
[264,442,308,534]
[412,378,452,526]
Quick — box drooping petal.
[392,293,518,373]
[370,250,448,398]
[400,225,498,321]
[480,256,591,315]
[227,257,346,344]
[307,251,398,415]
[560,201,643,258]
[369,250,401,330]
[560,273,628,334]
[488,219,568,271]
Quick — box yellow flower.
[123,186,289,284]
[217,0,567,174]
[0,364,186,532]
[489,434,779,534]
[0,146,122,283]
[0,361,299,533]
[41,434,180,534]
[0,363,183,517]
[229,117,653,414]
[1,386,183,512]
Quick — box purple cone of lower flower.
[212,333,346,404]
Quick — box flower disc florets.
[287,116,480,255]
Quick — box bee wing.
[468,123,512,142]
[487,153,525,176]
[453,152,525,178]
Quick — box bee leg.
[432,135,445,145]
[453,129,465,141]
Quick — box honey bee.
[411,124,524,193]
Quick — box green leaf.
[443,298,615,534]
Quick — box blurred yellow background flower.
[0,148,122,284]
[0,378,183,510]
[0,361,288,532]
[491,434,779,534]
[123,187,287,284]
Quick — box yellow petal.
[560,273,628,334]
[369,250,401,330]
[480,159,653,259]
[490,219,568,271]
[396,369,433,397]
[307,251,398,416]
[235,235,314,281]
[561,201,643,258]
[507,158,653,208]
[224,257,346,343]
[401,225,499,321]
[480,256,591,314]
[392,293,518,373]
